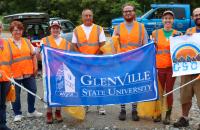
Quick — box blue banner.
[42,42,158,106]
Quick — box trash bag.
[137,79,167,118]
[63,106,85,120]
[6,84,16,102]
[100,36,120,54]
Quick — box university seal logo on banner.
[55,63,77,97]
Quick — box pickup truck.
[110,4,195,35]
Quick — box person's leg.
[119,104,126,121]
[165,68,176,108]
[0,83,6,128]
[173,75,193,127]
[0,82,11,130]
[132,103,139,121]
[157,68,167,92]
[157,68,167,121]
[46,107,53,124]
[163,68,176,125]
[23,76,43,117]
[12,79,22,116]
[22,77,36,113]
[55,107,63,123]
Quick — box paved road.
[5,76,200,130]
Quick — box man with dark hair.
[173,8,200,130]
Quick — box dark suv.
[4,12,50,47]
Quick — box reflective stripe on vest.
[120,42,141,48]
[0,40,13,65]
[77,42,99,47]
[9,38,32,64]
[155,30,159,43]
[0,61,12,65]
[46,37,50,46]
[157,49,170,54]
[118,22,143,48]
[12,56,32,63]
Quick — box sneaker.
[97,106,106,115]
[27,110,43,117]
[55,110,63,123]
[173,117,189,127]
[46,112,53,124]
[119,110,126,121]
[14,115,24,122]
[132,111,140,121]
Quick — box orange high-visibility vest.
[74,24,102,54]
[8,38,34,78]
[115,21,146,52]
[42,35,71,50]
[152,29,179,68]
[186,27,197,34]
[0,39,12,81]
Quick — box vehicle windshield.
[24,23,49,41]
[141,9,154,19]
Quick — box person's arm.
[142,27,149,45]
[96,27,106,55]
[71,31,80,52]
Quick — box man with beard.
[173,8,200,130]
[112,3,148,121]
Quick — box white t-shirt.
[72,24,106,43]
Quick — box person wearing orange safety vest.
[72,9,106,115]
[112,3,149,121]
[8,21,43,122]
[152,10,182,125]
[0,22,12,130]
[40,20,71,124]
[173,8,200,129]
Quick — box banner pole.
[163,75,200,97]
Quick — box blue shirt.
[196,28,200,33]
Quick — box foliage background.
[0,0,199,26]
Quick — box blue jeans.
[12,76,37,115]
[0,81,10,128]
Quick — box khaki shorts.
[180,74,200,107]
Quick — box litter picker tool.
[163,75,200,97]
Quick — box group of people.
[0,2,200,130]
